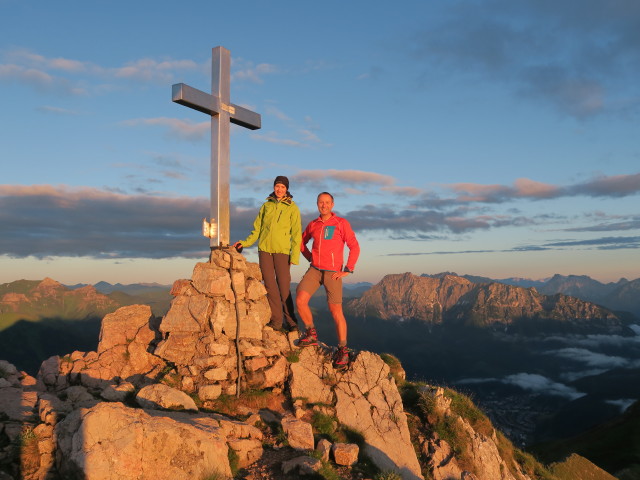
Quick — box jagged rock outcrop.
[348,272,622,331]
[290,348,424,479]
[420,386,529,480]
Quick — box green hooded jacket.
[239,194,302,264]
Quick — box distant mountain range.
[0,278,119,331]
[0,278,172,373]
[423,272,640,318]
[348,272,628,333]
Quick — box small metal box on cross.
[172,46,261,249]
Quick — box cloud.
[0,185,256,259]
[544,330,640,350]
[409,0,640,118]
[441,173,640,205]
[250,131,308,147]
[605,399,636,413]
[0,63,86,95]
[0,48,268,96]
[112,58,200,83]
[458,373,585,400]
[546,347,630,369]
[543,236,640,250]
[250,106,329,148]
[231,58,278,84]
[564,217,640,232]
[288,169,422,199]
[121,117,209,141]
[570,173,640,197]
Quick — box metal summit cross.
[172,46,261,249]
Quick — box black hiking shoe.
[332,346,350,370]
[297,327,318,347]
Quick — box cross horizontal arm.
[172,83,261,130]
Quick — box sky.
[1,0,639,286]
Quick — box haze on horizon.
[1,1,639,285]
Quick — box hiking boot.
[297,327,318,347]
[332,346,350,370]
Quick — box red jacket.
[301,213,360,272]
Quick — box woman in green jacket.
[233,176,302,331]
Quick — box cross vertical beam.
[211,47,231,248]
[172,46,261,249]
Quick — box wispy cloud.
[121,117,209,141]
[0,47,271,96]
[543,236,640,250]
[231,58,278,84]
[458,373,585,400]
[250,105,329,148]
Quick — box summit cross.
[172,46,261,248]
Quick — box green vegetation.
[316,461,342,480]
[532,399,640,479]
[380,353,405,385]
[15,427,37,447]
[0,280,40,296]
[285,349,300,363]
[549,454,618,480]
[374,471,402,480]
[227,447,239,476]
[311,411,338,441]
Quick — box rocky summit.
[348,272,623,331]
[0,254,615,479]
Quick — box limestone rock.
[136,384,198,412]
[192,261,231,296]
[333,351,423,480]
[332,442,359,466]
[289,347,334,405]
[281,415,314,450]
[55,402,231,480]
[69,305,165,390]
[227,437,263,468]
[263,356,288,388]
[316,438,332,462]
[198,384,222,401]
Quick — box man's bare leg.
[328,303,347,347]
[296,290,314,329]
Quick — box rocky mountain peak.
[349,272,622,331]
[1,256,620,479]
[34,277,65,295]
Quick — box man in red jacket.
[296,192,360,370]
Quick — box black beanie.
[274,175,289,190]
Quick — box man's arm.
[300,223,313,262]
[342,219,360,272]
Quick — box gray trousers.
[258,251,298,329]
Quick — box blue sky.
[1,0,639,285]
